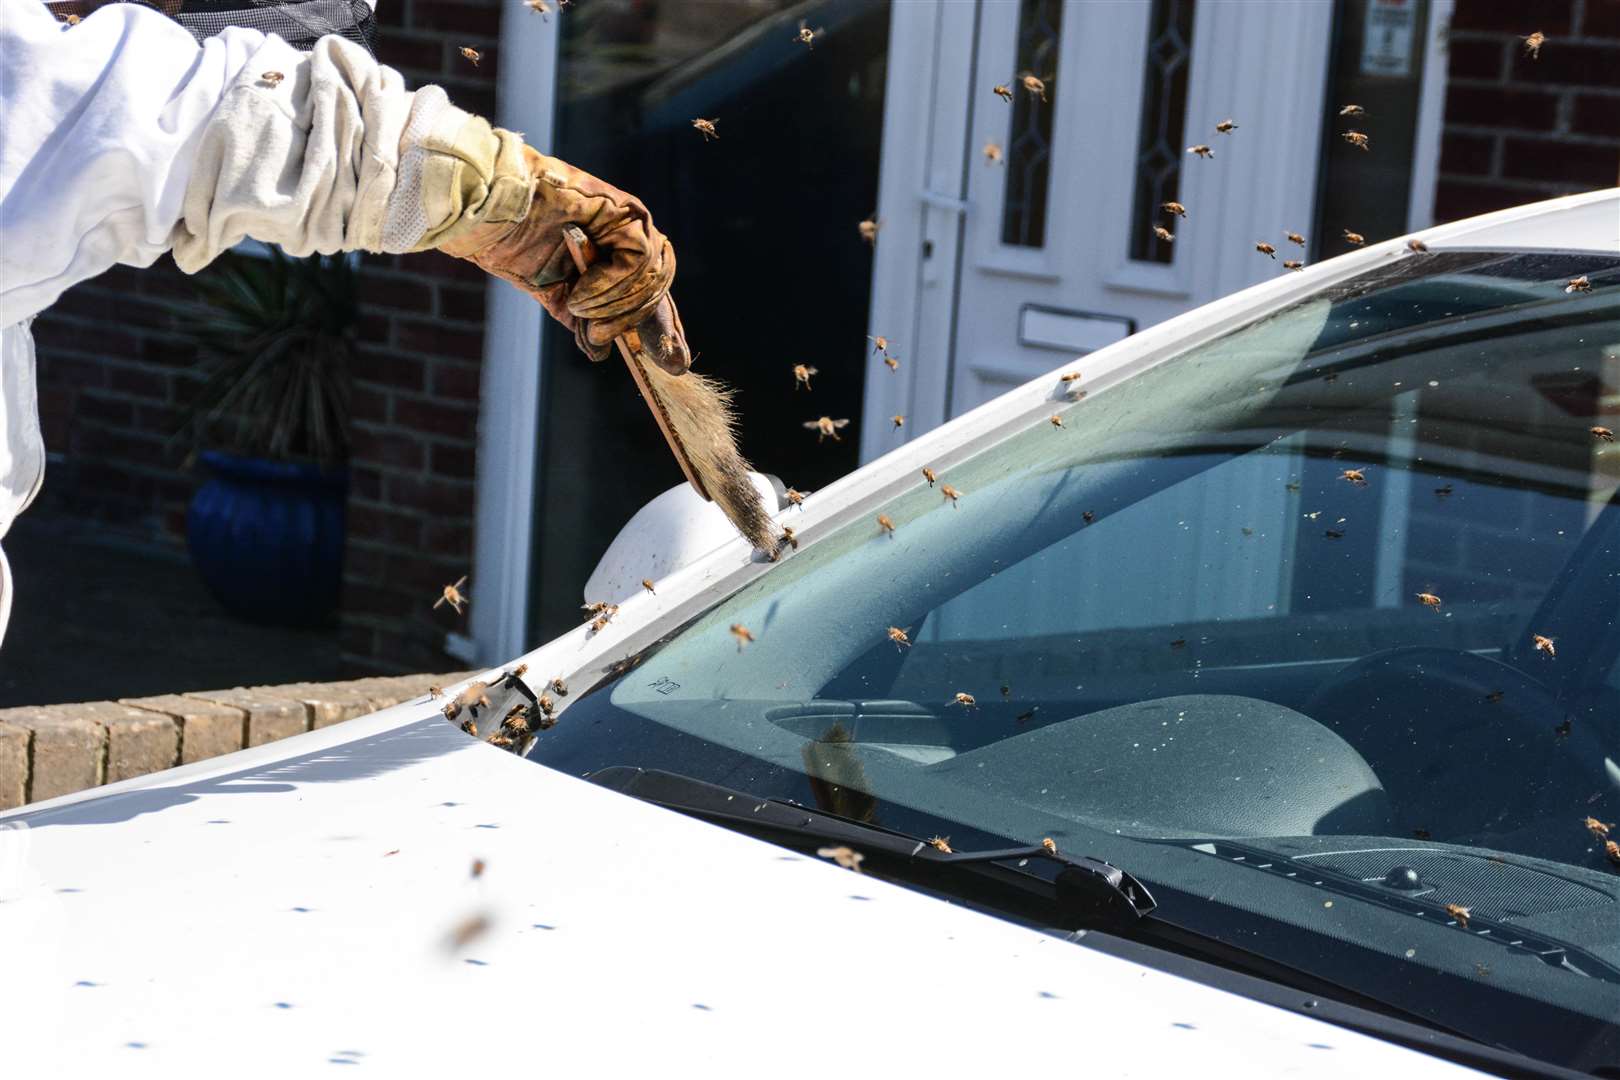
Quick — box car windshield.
[527,250,1620,1069]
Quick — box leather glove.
[416,112,689,374]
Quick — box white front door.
[863,0,1337,457]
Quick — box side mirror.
[584,473,786,604]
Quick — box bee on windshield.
[1606,839,1620,868]
[796,20,823,49]
[459,46,482,67]
[786,487,806,508]
[1554,718,1572,738]
[1059,371,1082,384]
[891,415,905,430]
[1170,638,1187,649]
[778,526,800,553]
[1283,260,1304,272]
[993,83,1013,103]
[817,846,864,872]
[1342,130,1369,151]
[1041,837,1058,855]
[1408,238,1429,253]
[1484,690,1505,704]
[793,364,817,391]
[1412,827,1432,841]
[929,836,953,853]
[642,578,656,595]
[1188,144,1214,159]
[729,623,756,650]
[941,483,962,507]
[1340,468,1368,487]
[1324,529,1345,539]
[868,335,889,354]
[589,616,611,633]
[887,626,911,650]
[984,141,1004,164]
[1082,510,1095,524]
[804,416,850,442]
[435,575,469,614]
[582,600,618,621]
[1565,276,1592,294]
[259,70,285,87]
[1256,241,1276,259]
[1532,633,1557,659]
[691,118,718,141]
[502,708,531,735]
[1416,592,1442,611]
[1591,426,1614,442]
[1161,201,1187,218]
[877,513,895,536]
[1285,231,1306,247]
[471,858,487,879]
[922,467,938,487]
[1021,73,1048,102]
[1522,31,1545,59]
[1339,104,1365,117]
[1215,119,1238,134]
[1049,414,1065,429]
[1286,480,1302,493]
[1153,225,1175,243]
[951,691,977,708]
[1342,229,1366,245]
[446,912,491,950]
[858,217,880,245]
[549,677,568,697]
[1444,903,1471,928]
[1586,817,1612,839]
[1434,483,1453,498]
[428,685,444,699]
[883,353,900,371]
[537,692,555,717]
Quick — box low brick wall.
[0,671,472,810]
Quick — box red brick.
[1440,132,1495,175]
[37,386,75,448]
[1501,136,1620,183]
[106,364,169,400]
[1444,85,1559,129]
[341,582,416,618]
[422,519,473,557]
[353,348,426,393]
[387,473,474,516]
[357,312,393,344]
[1571,93,1620,136]
[393,395,479,439]
[78,426,166,465]
[1433,178,1558,221]
[77,392,134,426]
[136,403,183,432]
[384,552,465,591]
[1587,0,1620,38]
[413,0,501,38]
[1452,0,1573,35]
[340,621,377,658]
[38,354,108,388]
[435,80,496,121]
[374,34,444,72]
[436,284,488,321]
[349,504,424,546]
[351,385,390,423]
[351,425,426,470]
[407,250,488,283]
[139,336,199,367]
[430,441,476,478]
[32,320,140,357]
[430,360,482,400]
[1448,37,1509,80]
[344,544,388,582]
[351,465,384,501]
[395,318,485,361]
[360,273,435,313]
[1509,41,1620,85]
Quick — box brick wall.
[1438,0,1620,221]
[30,0,506,675]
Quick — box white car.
[4,190,1617,1078]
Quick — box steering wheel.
[1302,647,1615,840]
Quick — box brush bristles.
[642,364,776,552]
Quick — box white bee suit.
[0,0,484,646]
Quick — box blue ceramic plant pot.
[186,450,347,626]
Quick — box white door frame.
[1407,0,1455,232]
[462,10,561,666]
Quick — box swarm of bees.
[1187,144,1214,159]
[817,845,864,871]
[692,117,719,141]
[1214,119,1238,134]
[1444,903,1471,928]
[940,483,962,506]
[993,83,1013,103]
[1532,633,1556,659]
[984,141,1004,164]
[434,575,469,614]
[951,691,976,708]
[1594,426,1615,442]
[1416,592,1442,611]
[1523,31,1545,60]
[1566,276,1592,294]
[260,71,285,88]
[804,416,850,442]
[793,363,817,390]
[887,626,911,649]
[1341,130,1369,151]
[459,46,482,67]
[729,623,755,649]
[1255,241,1276,259]
[876,514,896,536]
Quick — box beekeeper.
[0,0,688,644]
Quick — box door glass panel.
[1127,0,1197,264]
[1000,0,1063,248]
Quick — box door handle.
[919,188,969,214]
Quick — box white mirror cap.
[584,472,786,605]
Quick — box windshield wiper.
[588,765,1155,929]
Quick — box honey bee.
[1187,144,1214,159]
[891,415,905,430]
[459,46,482,66]
[502,708,531,735]
[550,677,568,696]
[951,691,977,708]
[260,70,285,87]
[1153,225,1175,243]
[1416,592,1442,611]
[446,912,491,950]
[1532,633,1556,659]
[1339,104,1365,116]
[457,716,476,737]
[796,20,823,49]
[928,836,953,853]
[1484,689,1504,703]
[940,483,962,506]
[1586,816,1612,839]
[876,514,895,536]
[642,578,656,595]
[1059,371,1082,384]
[1214,118,1238,134]
[993,83,1013,103]
[489,733,516,750]
[883,354,900,371]
[434,575,469,614]
[1339,468,1367,487]
[1342,229,1365,245]
[868,335,889,354]
[1286,231,1305,246]
[1049,414,1064,429]
[730,623,756,649]
[582,600,618,620]
[778,526,800,552]
[1082,510,1095,524]
[804,416,851,442]
[1554,718,1572,738]
[1021,73,1048,102]
[1324,529,1345,539]
[471,858,487,879]
[1341,130,1369,151]
[1286,480,1302,492]
[537,693,555,716]
[858,217,880,245]
[1522,31,1545,59]
[793,363,817,390]
[983,141,1004,164]
[1412,827,1432,841]
[1283,260,1304,271]
[1161,201,1187,218]
[1606,839,1620,868]
[1565,275,1591,294]
[1170,638,1187,649]
[1444,903,1471,928]
[691,117,719,141]
[1407,238,1428,253]
[1434,483,1453,498]
[786,487,806,507]
[1593,426,1616,442]
[525,0,553,15]
[428,685,443,699]
[1041,837,1058,855]
[887,626,911,649]
[1256,241,1276,259]
[59,12,80,24]
[590,616,610,633]
[922,467,938,487]
[817,846,864,872]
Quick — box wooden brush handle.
[560,226,712,501]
